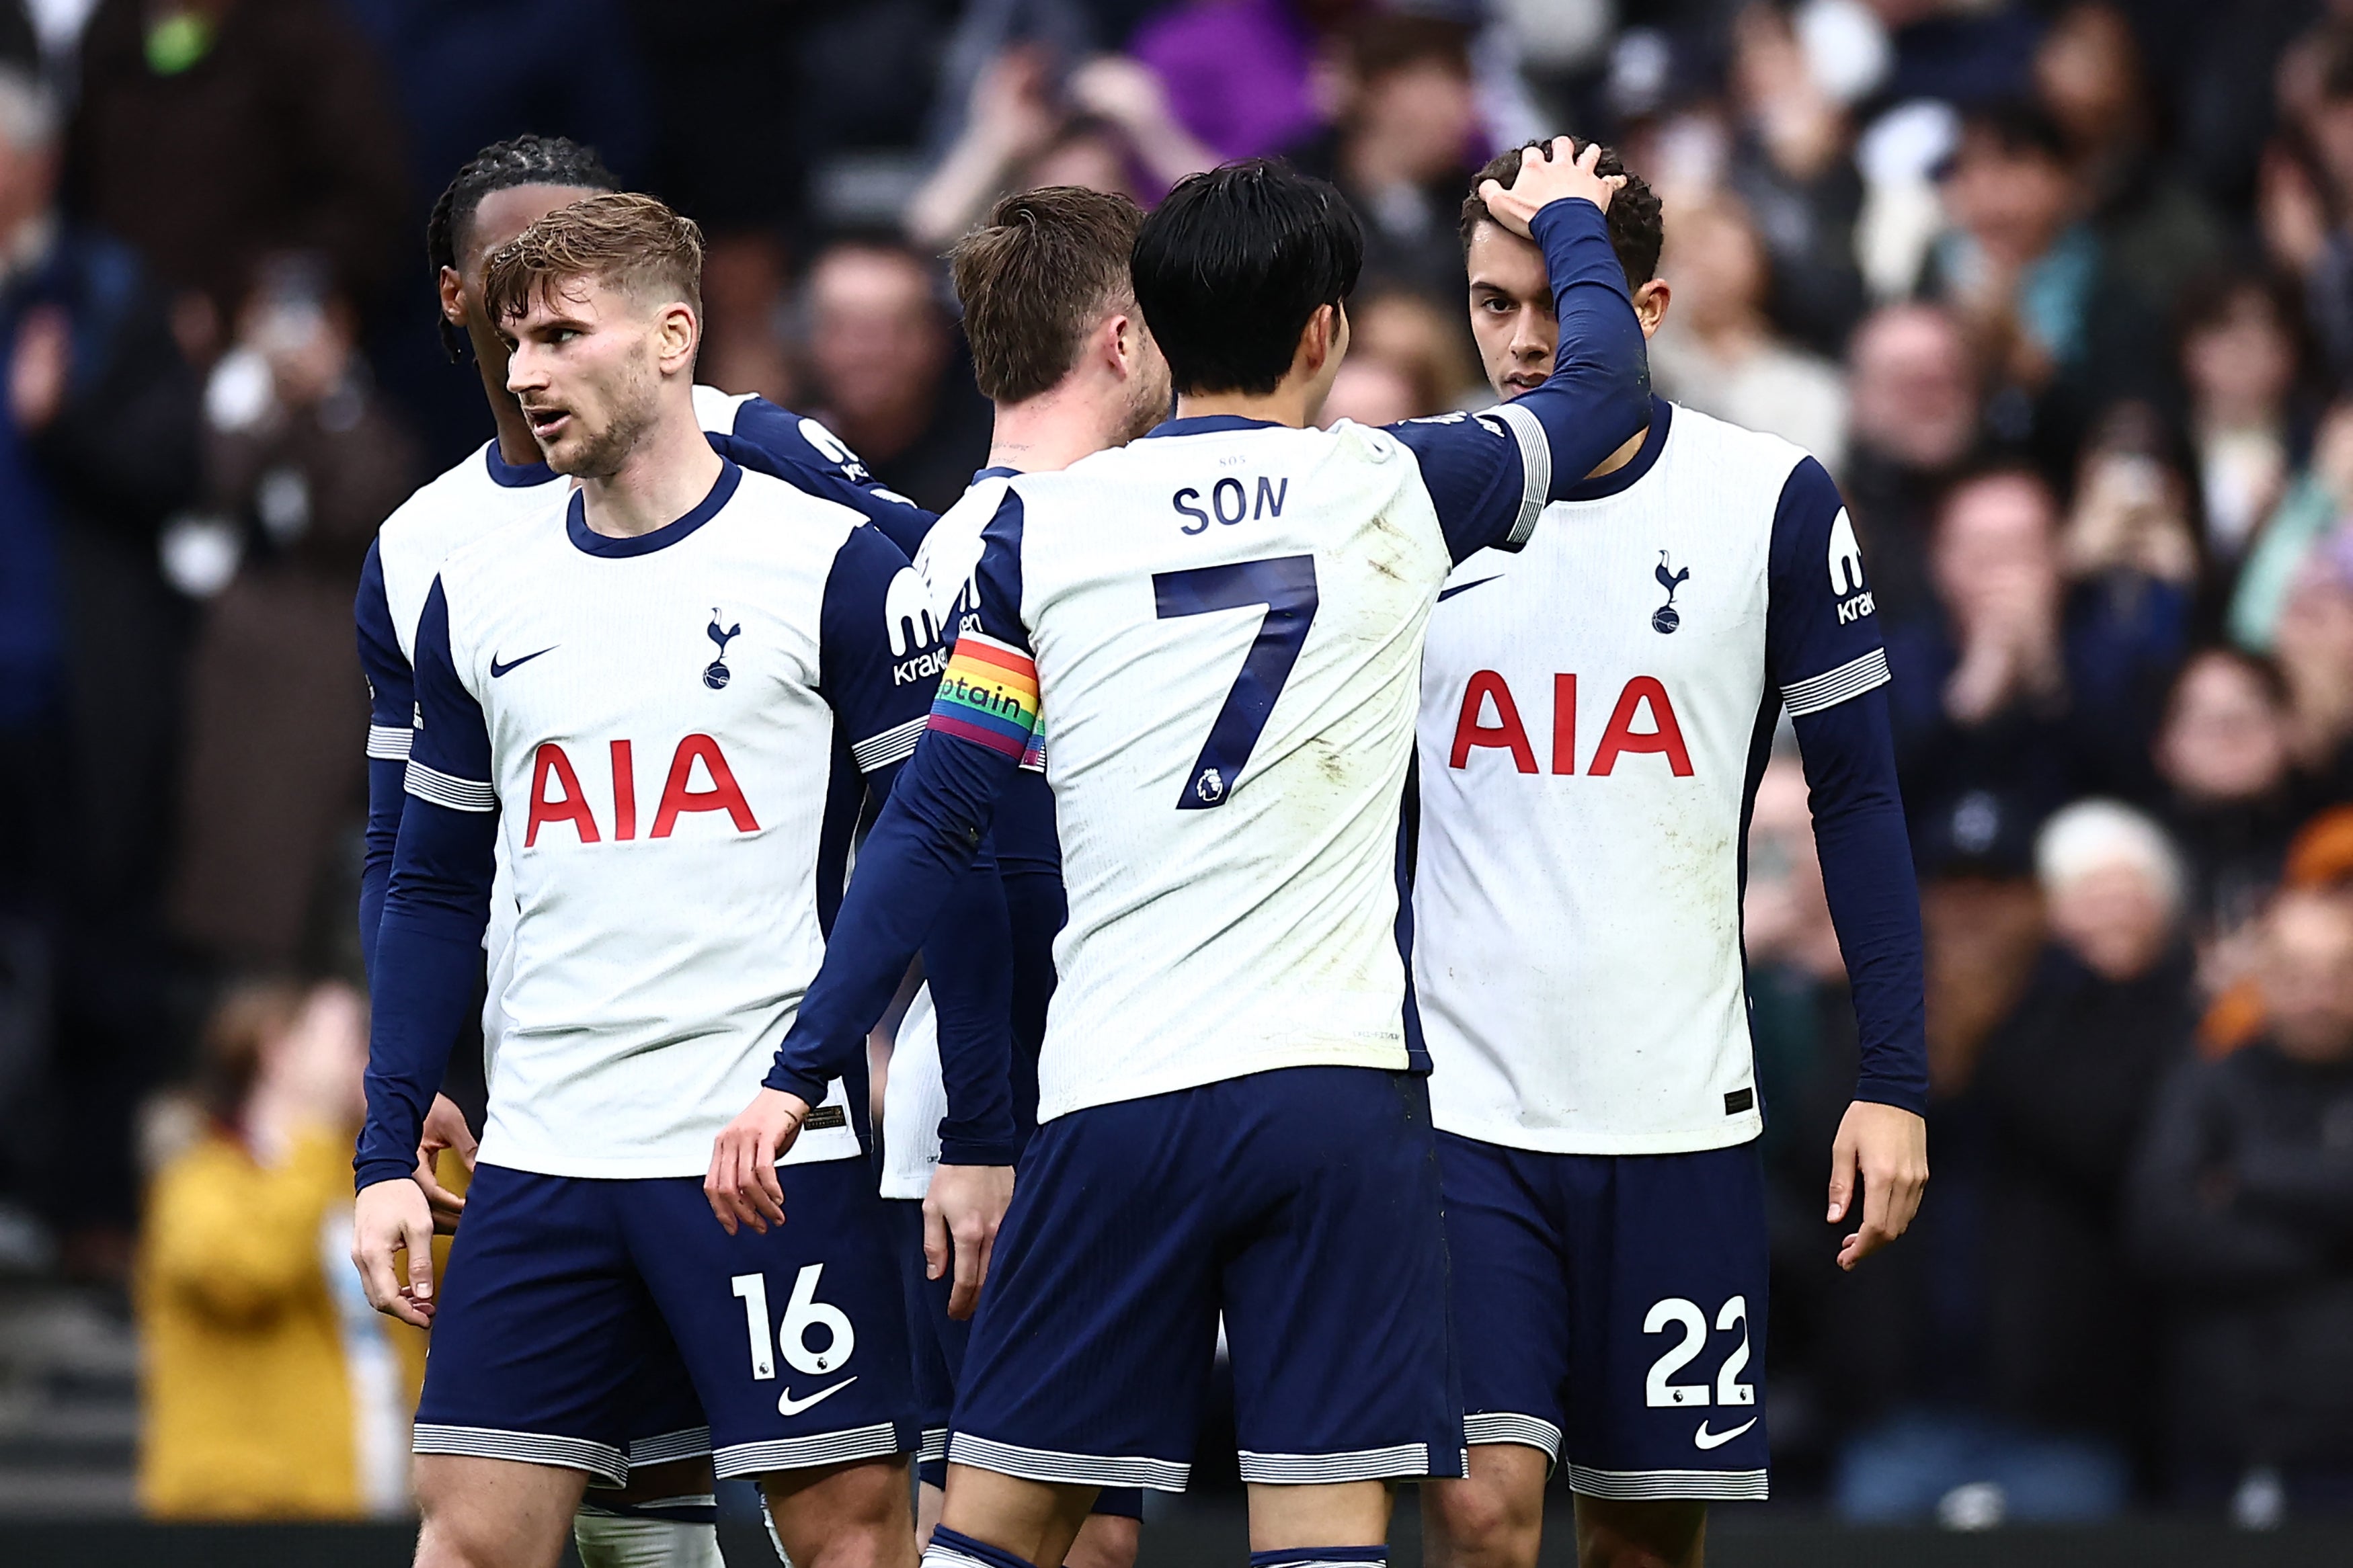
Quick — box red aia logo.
[526,734,760,846]
[1449,673,1693,776]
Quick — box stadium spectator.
[801,236,991,512]
[0,60,200,1261]
[1284,13,1484,304]
[1921,101,2167,477]
[2131,887,2353,1515]
[62,0,407,365]
[1648,193,1848,471]
[2178,274,2311,568]
[167,253,419,975]
[2231,401,2353,653]
[2059,403,2200,595]
[138,979,424,1518]
[1886,467,2186,875]
[905,46,1215,251]
[1840,303,1982,628]
[2034,3,2225,334]
[2272,536,2353,794]
[1722,3,1866,357]
[2269,23,2353,393]
[2155,649,2307,950]
[1969,800,2194,1503]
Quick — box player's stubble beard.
[1117,352,1173,446]
[551,341,661,481]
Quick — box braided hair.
[426,134,620,361]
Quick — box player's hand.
[415,1093,477,1235]
[1475,137,1626,241]
[352,1178,438,1327]
[1827,1100,1929,1271]
[705,1089,810,1236]
[925,1163,1014,1321]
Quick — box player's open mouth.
[1503,374,1546,395]
[524,406,571,438]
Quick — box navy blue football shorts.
[947,1065,1464,1492]
[1437,1131,1770,1501]
[887,1198,1142,1517]
[414,1158,916,1483]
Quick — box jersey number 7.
[1152,556,1320,811]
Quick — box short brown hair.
[482,191,705,328]
[1460,140,1663,288]
[949,186,1144,405]
[195,979,307,1124]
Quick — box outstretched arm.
[707,504,1034,1239]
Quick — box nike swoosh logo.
[776,1375,857,1417]
[1693,1417,1756,1451]
[489,647,557,678]
[1438,576,1501,602]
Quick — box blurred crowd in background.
[1,0,2352,1528]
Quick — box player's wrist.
[936,1136,1021,1167]
[356,1161,420,1196]
[758,1065,827,1108]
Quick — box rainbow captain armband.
[928,632,1041,760]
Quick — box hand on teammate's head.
[1474,138,1627,241]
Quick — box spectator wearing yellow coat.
[137,979,428,1518]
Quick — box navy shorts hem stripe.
[627,1426,713,1467]
[412,1423,627,1484]
[1565,1464,1769,1501]
[711,1422,907,1478]
[1236,1444,1445,1483]
[949,1432,1191,1492]
[1463,1411,1563,1459]
[918,1428,949,1463]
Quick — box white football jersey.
[357,390,910,1066]
[401,460,944,1178]
[951,410,1552,1122]
[1414,401,1891,1154]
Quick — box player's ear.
[1633,278,1671,339]
[438,265,466,326]
[657,301,699,373]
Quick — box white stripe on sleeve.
[1781,647,1891,718]
[366,724,413,761]
[1482,400,1552,548]
[850,715,926,774]
[404,761,497,813]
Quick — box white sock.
[573,1510,727,1568]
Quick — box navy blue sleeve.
[355,538,411,972]
[1388,197,1650,563]
[716,397,941,559]
[768,496,1033,1104]
[817,524,1018,1163]
[355,577,498,1191]
[1767,458,1928,1116]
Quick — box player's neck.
[1174,386,1315,429]
[1583,415,1652,483]
[987,385,1121,474]
[576,397,725,538]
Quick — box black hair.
[1460,139,1663,287]
[1950,101,2071,169]
[1131,159,1363,397]
[426,134,621,361]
